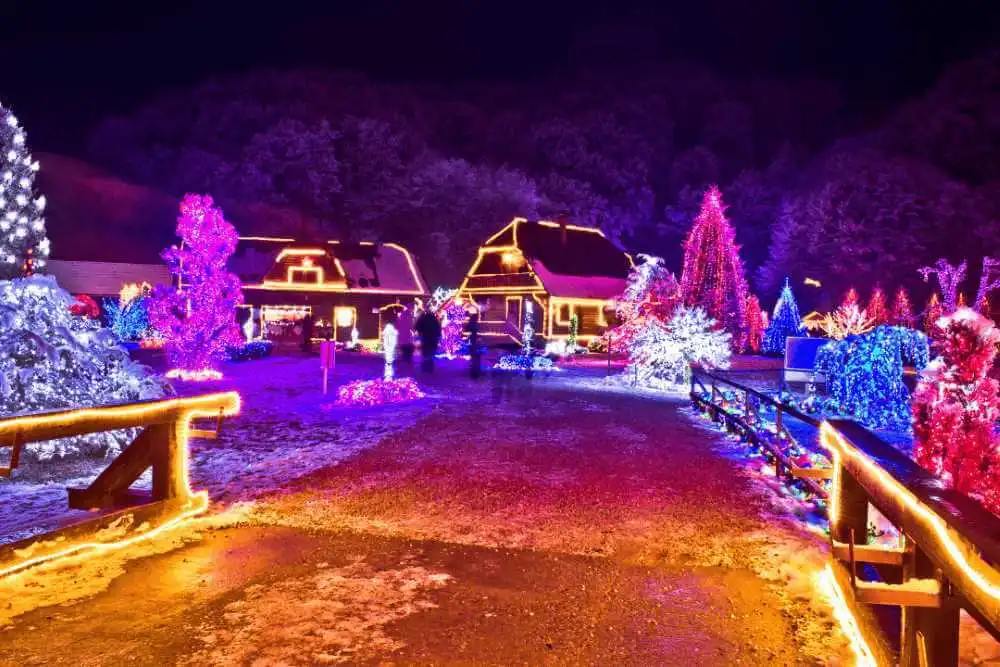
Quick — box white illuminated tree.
[628,306,731,389]
[0,102,48,278]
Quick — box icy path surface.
[1,354,857,665]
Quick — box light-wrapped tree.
[611,253,680,353]
[891,287,916,328]
[628,306,731,389]
[923,293,943,333]
[679,186,749,342]
[149,194,243,380]
[914,308,1000,512]
[0,102,48,278]
[762,278,804,355]
[867,287,889,325]
[0,275,166,458]
[744,294,765,353]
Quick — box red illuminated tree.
[679,185,749,342]
[891,287,916,328]
[744,294,765,354]
[149,194,243,380]
[914,308,1000,512]
[867,287,889,326]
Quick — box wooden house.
[231,237,428,343]
[459,218,631,344]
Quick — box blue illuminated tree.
[762,277,804,355]
[815,326,929,431]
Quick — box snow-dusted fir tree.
[0,103,48,278]
[0,275,166,459]
[762,278,804,355]
[628,306,731,389]
[679,186,749,343]
[914,308,1000,512]
[611,253,680,353]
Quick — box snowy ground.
[0,351,994,664]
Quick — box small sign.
[784,336,828,383]
[320,340,336,368]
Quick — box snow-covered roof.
[234,237,426,295]
[465,218,631,299]
[530,260,627,300]
[46,259,172,297]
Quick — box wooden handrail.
[692,368,822,427]
[0,393,240,446]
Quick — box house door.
[505,297,521,330]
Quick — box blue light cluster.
[815,325,928,431]
[762,277,805,356]
[493,353,558,373]
[228,340,274,361]
[102,296,150,341]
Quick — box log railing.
[692,367,1000,665]
[0,392,240,577]
[690,368,831,497]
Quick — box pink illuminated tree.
[149,194,243,380]
[679,185,749,343]
[891,287,916,328]
[914,308,1000,512]
[924,293,943,333]
[841,287,859,310]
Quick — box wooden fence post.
[832,466,868,546]
[900,539,959,667]
[151,418,188,501]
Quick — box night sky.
[7,0,1000,153]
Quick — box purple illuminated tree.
[149,194,243,379]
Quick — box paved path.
[0,363,850,665]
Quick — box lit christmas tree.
[0,102,48,278]
[0,275,166,458]
[437,296,467,359]
[891,287,916,328]
[816,326,928,431]
[841,287,859,310]
[679,186,749,342]
[611,254,680,353]
[762,278,804,355]
[744,294,765,354]
[867,287,889,326]
[924,293,943,333]
[149,194,243,380]
[628,306,731,389]
[913,308,1000,512]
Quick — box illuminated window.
[334,306,356,328]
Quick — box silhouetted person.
[467,312,481,379]
[397,305,415,364]
[415,309,442,372]
[301,312,314,353]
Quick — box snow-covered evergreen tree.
[0,275,167,459]
[0,103,48,278]
[628,306,731,389]
[611,253,680,353]
[914,308,1000,512]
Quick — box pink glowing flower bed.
[334,378,425,407]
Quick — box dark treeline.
[84,52,1000,304]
